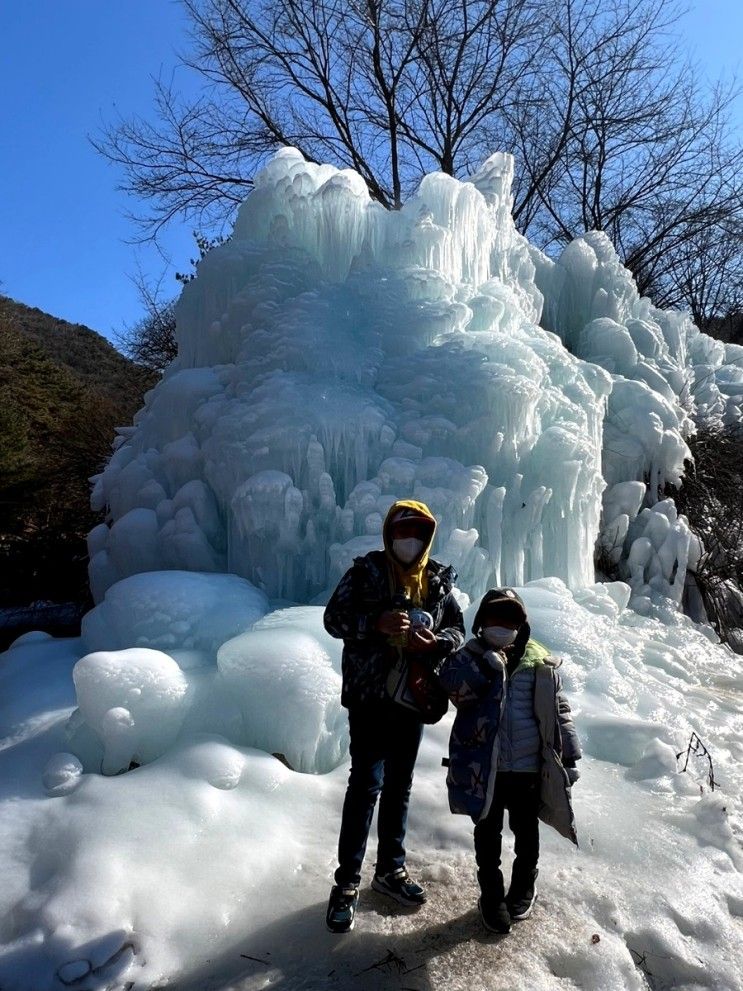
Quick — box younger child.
[438,587,581,934]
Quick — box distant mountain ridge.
[0,294,156,625]
[1,296,154,402]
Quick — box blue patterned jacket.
[438,632,581,842]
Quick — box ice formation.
[66,586,347,775]
[537,229,743,609]
[217,609,347,774]
[87,148,743,622]
[89,149,613,606]
[72,648,190,774]
[63,145,743,780]
[81,570,269,660]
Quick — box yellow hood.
[382,499,437,605]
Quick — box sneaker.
[478,894,511,934]
[326,884,359,934]
[371,867,427,906]
[506,886,537,920]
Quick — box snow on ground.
[1,580,741,991]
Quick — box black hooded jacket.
[324,551,465,707]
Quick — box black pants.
[335,700,424,887]
[473,771,540,899]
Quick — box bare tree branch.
[94,0,743,321]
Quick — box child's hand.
[407,627,438,652]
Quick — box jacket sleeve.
[437,644,502,705]
[323,563,384,642]
[433,591,466,658]
[555,671,582,764]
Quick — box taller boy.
[323,500,465,933]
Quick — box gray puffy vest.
[497,664,541,772]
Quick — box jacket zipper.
[480,655,507,821]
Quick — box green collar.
[508,638,550,675]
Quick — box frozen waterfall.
[88,147,743,613]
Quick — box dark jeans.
[335,700,424,887]
[473,771,540,899]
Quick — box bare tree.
[95,0,743,320]
[673,424,743,651]
[118,232,233,371]
[502,0,743,317]
[657,216,743,330]
[97,0,540,218]
[118,275,178,372]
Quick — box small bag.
[386,651,449,724]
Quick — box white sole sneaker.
[325,887,359,933]
[371,875,427,906]
[508,890,537,921]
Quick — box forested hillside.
[0,295,155,636]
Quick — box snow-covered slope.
[1,581,742,990]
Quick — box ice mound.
[72,648,190,774]
[625,738,679,781]
[81,570,269,659]
[67,604,348,776]
[88,149,615,605]
[8,630,54,648]
[182,736,251,790]
[217,610,347,773]
[250,605,344,673]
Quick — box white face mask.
[392,537,425,564]
[482,625,519,648]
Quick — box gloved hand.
[565,765,580,786]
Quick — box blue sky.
[0,1,741,345]
[0,2,198,343]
